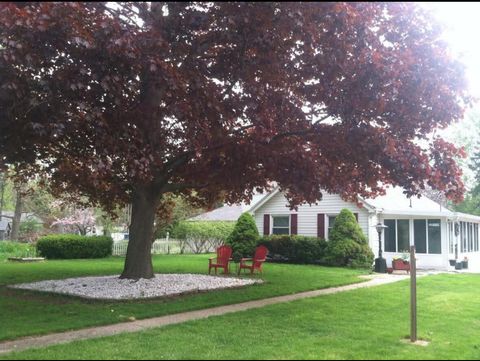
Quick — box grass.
[3,274,480,360]
[0,254,367,341]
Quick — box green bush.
[169,221,235,241]
[37,234,113,259]
[259,235,327,264]
[19,219,44,241]
[325,209,374,268]
[226,213,259,261]
[0,241,36,259]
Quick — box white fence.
[112,238,179,256]
[112,236,224,256]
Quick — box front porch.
[377,213,480,271]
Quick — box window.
[428,219,442,254]
[272,216,290,235]
[384,220,396,252]
[383,219,444,255]
[458,221,480,253]
[448,222,454,254]
[475,224,479,252]
[397,220,410,252]
[384,219,410,253]
[414,220,427,254]
[328,216,337,239]
[467,223,473,252]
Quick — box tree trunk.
[120,186,159,279]
[10,187,23,240]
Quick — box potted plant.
[392,252,411,273]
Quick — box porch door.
[447,222,456,260]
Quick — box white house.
[195,186,480,271]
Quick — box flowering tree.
[51,208,96,236]
[0,2,470,279]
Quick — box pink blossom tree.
[51,208,96,236]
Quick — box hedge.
[169,221,235,241]
[37,234,113,259]
[259,235,328,264]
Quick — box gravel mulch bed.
[10,274,263,300]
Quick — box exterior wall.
[368,213,379,258]
[253,191,371,240]
[454,219,480,273]
[252,190,462,270]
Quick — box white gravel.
[10,274,262,300]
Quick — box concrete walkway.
[0,274,410,355]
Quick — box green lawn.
[0,254,367,341]
[3,274,480,360]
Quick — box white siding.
[253,191,371,240]
[369,213,380,257]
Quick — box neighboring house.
[0,212,44,240]
[188,193,265,222]
[0,219,11,240]
[194,187,480,270]
[188,204,247,222]
[0,211,44,225]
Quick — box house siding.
[253,191,371,240]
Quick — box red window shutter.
[291,214,298,235]
[354,213,359,222]
[263,214,270,236]
[317,214,325,238]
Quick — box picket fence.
[112,238,182,256]
[112,236,224,256]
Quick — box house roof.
[364,186,454,217]
[188,193,266,222]
[188,204,245,221]
[190,186,480,222]
[0,212,43,223]
[250,185,468,219]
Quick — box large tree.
[0,2,469,278]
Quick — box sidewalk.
[0,274,410,355]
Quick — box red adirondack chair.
[208,246,233,275]
[238,246,269,275]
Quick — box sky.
[422,2,480,188]
[425,2,480,98]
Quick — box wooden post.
[0,172,4,222]
[410,245,417,342]
[166,231,170,255]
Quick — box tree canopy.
[0,2,470,278]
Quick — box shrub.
[259,235,327,264]
[226,213,259,261]
[325,209,374,268]
[37,234,113,259]
[19,219,44,241]
[0,241,36,259]
[169,221,235,253]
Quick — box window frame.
[384,218,442,255]
[327,215,337,239]
[271,215,291,235]
[383,219,410,253]
[427,219,442,255]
